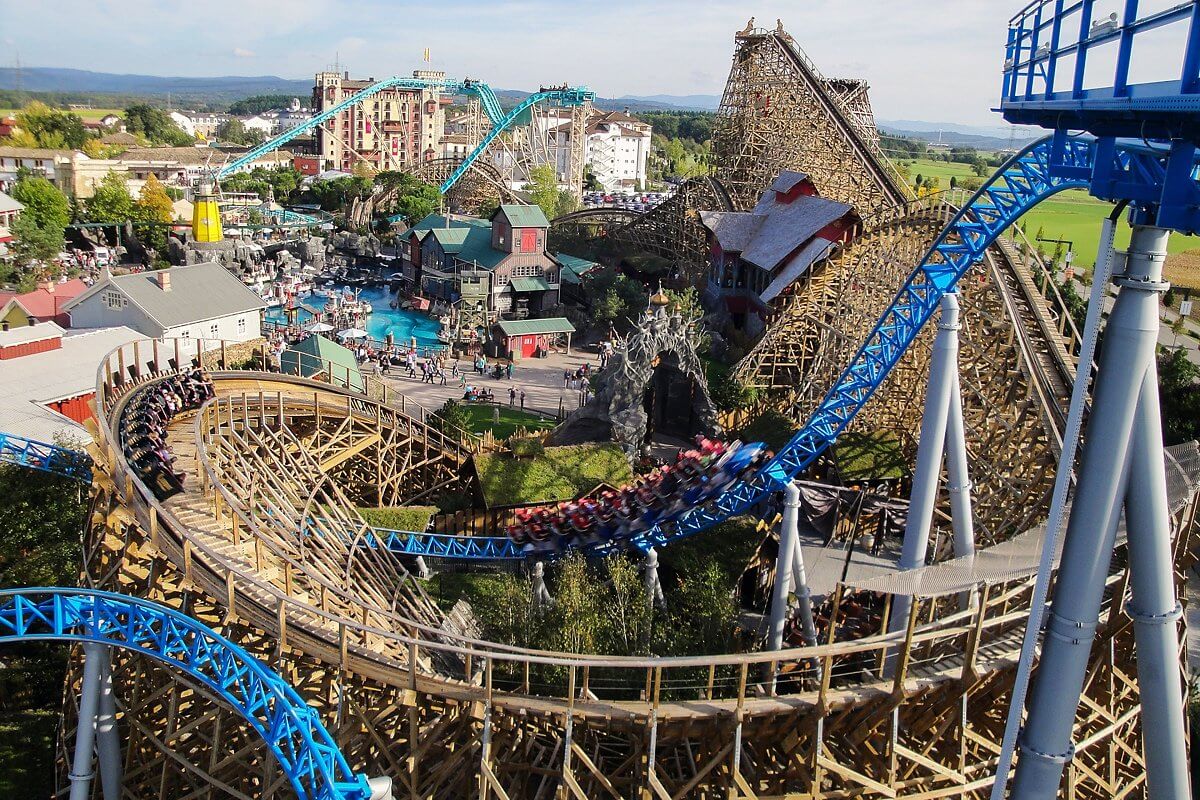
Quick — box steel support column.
[69,642,106,800]
[1012,225,1183,798]
[889,293,963,632]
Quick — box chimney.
[37,279,53,293]
[156,270,172,292]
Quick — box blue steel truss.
[0,431,92,481]
[370,134,1197,560]
[0,588,370,800]
[216,78,594,194]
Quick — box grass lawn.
[475,443,633,506]
[459,404,556,440]
[899,157,984,189]
[832,431,907,481]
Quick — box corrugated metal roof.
[497,204,549,229]
[699,211,763,252]
[741,196,852,271]
[0,326,145,443]
[554,252,599,285]
[509,277,552,292]
[456,226,507,270]
[66,262,266,330]
[282,335,363,392]
[495,317,576,336]
[430,227,470,253]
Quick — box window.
[104,291,126,311]
[180,329,191,339]
[520,228,538,253]
[210,323,219,339]
[237,317,247,335]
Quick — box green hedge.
[475,443,632,506]
[357,506,438,532]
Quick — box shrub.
[474,443,632,506]
[738,409,795,452]
[357,505,438,532]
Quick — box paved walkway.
[373,349,606,418]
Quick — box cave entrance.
[643,356,700,441]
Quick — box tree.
[527,165,560,221]
[134,175,174,250]
[84,171,134,225]
[10,176,70,234]
[2,101,87,149]
[431,399,471,436]
[123,104,191,146]
[215,118,249,144]
[228,95,294,116]
[1158,347,1200,445]
[8,213,64,266]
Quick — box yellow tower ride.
[191,180,224,243]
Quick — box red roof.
[1,279,89,321]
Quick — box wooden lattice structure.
[70,346,1200,797]
[53,19,1197,799]
[710,26,910,213]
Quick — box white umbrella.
[307,321,335,333]
[339,328,369,340]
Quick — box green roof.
[455,226,507,270]
[497,203,549,229]
[509,277,552,292]
[407,213,491,239]
[554,252,599,284]
[430,227,470,253]
[281,335,364,392]
[495,317,576,336]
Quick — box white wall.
[164,311,261,343]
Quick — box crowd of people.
[121,368,214,501]
[506,437,771,553]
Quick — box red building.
[700,171,859,334]
[0,277,90,329]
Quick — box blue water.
[267,286,443,347]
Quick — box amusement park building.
[701,171,858,334]
[405,205,561,318]
[313,70,447,173]
[64,262,266,342]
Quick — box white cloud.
[233,47,256,58]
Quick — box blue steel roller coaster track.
[21,135,1199,564]
[367,133,1200,559]
[0,588,371,800]
[215,77,594,194]
[0,431,92,481]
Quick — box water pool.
[267,286,443,348]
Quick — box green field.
[899,157,1200,285]
[459,404,556,440]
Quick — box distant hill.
[879,125,1040,152]
[0,67,712,114]
[617,94,721,111]
[0,67,311,104]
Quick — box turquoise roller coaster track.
[216,77,594,195]
[0,588,370,800]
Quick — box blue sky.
[0,1,1154,126]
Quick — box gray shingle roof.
[66,262,265,329]
[740,196,853,271]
